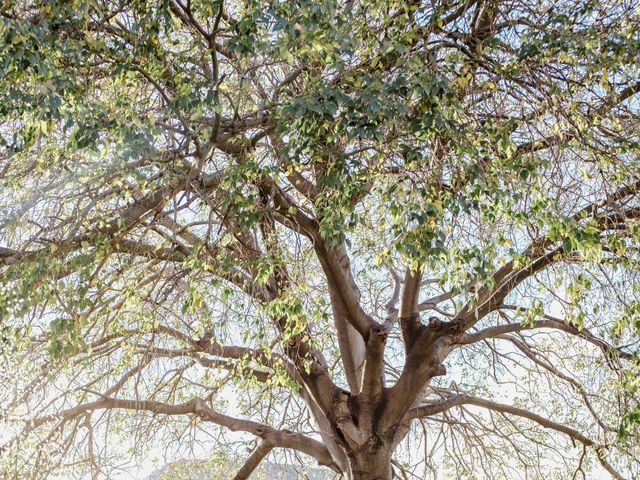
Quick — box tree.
[1,0,639,478]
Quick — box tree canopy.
[1,0,640,479]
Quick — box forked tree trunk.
[345,445,393,480]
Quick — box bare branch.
[6,397,336,469]
[408,393,624,479]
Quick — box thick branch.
[14,397,335,468]
[451,177,640,332]
[314,243,375,339]
[457,305,635,361]
[398,268,424,350]
[409,393,594,442]
[232,440,273,480]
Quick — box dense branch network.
[1,0,640,479]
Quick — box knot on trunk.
[429,363,447,377]
[369,323,389,344]
[193,397,213,420]
[428,316,465,335]
[196,332,214,349]
[427,316,442,328]
[364,433,385,450]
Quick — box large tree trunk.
[346,445,392,480]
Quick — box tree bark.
[232,440,272,480]
[346,446,393,480]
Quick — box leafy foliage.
[1,1,640,479]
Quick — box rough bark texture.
[347,446,392,480]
